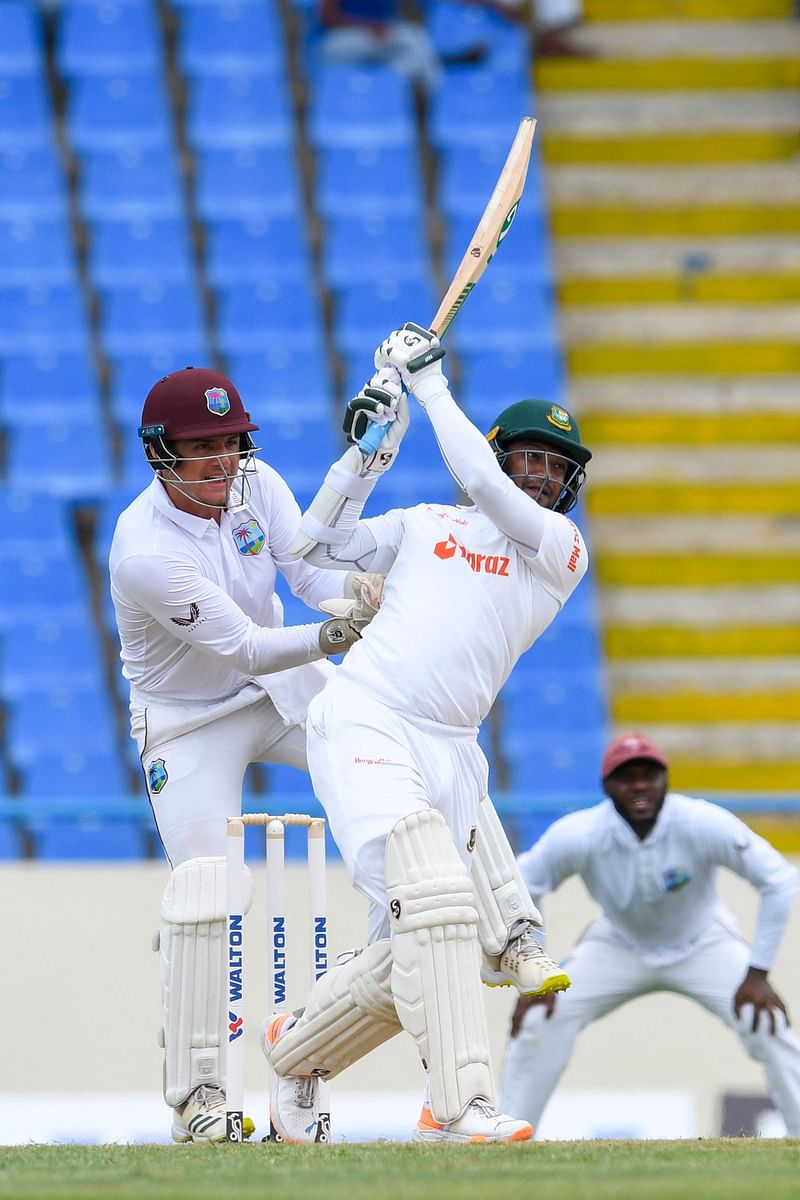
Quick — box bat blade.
[429,116,536,339]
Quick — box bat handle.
[406,345,446,375]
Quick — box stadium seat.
[425,0,530,73]
[437,142,547,222]
[186,73,292,149]
[428,68,534,150]
[108,348,211,424]
[226,348,335,411]
[265,413,343,484]
[66,75,175,153]
[57,2,163,78]
[204,215,313,287]
[21,749,131,797]
[0,285,90,353]
[6,418,113,496]
[194,146,303,220]
[77,147,185,221]
[332,276,439,355]
[315,145,424,219]
[6,682,117,765]
[0,350,101,424]
[0,617,105,697]
[0,491,76,558]
[442,209,554,286]
[0,214,79,286]
[306,66,416,148]
[0,148,70,220]
[0,1,44,75]
[215,282,325,355]
[457,346,567,424]
[88,216,195,286]
[31,819,148,861]
[444,276,559,353]
[502,731,609,795]
[176,2,286,79]
[322,212,431,286]
[117,425,162,489]
[499,666,609,738]
[0,74,52,150]
[0,821,21,858]
[99,283,208,355]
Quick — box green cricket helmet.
[486,399,591,514]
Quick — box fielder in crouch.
[500,732,800,1135]
[264,323,593,1143]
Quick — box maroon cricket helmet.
[138,366,259,443]
[601,732,669,782]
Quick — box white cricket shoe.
[481,919,571,996]
[413,1098,533,1144]
[261,1013,329,1144]
[171,1084,255,1144]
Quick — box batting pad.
[268,940,401,1079]
[473,793,543,956]
[385,809,494,1123]
[159,856,253,1107]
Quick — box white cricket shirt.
[109,461,343,714]
[518,793,798,969]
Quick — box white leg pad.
[268,940,402,1079]
[159,856,253,1107]
[385,809,494,1123]
[473,794,543,956]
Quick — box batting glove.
[374,323,447,405]
[343,368,409,474]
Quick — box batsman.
[264,323,593,1143]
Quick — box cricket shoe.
[413,1098,533,1144]
[261,1013,329,1144]
[171,1084,255,1144]
[481,919,571,996]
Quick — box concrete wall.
[2,858,798,1137]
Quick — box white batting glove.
[374,323,448,406]
[343,368,409,474]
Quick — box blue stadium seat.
[428,68,534,150]
[94,485,147,571]
[32,819,147,861]
[457,346,567,423]
[66,75,175,152]
[332,277,438,355]
[322,212,430,286]
[108,348,211,424]
[21,749,131,797]
[88,216,195,286]
[0,1,45,75]
[0,217,78,287]
[0,491,76,557]
[445,276,559,353]
[6,418,113,497]
[0,148,69,220]
[186,73,292,149]
[100,283,208,354]
[177,2,286,78]
[499,666,609,738]
[57,3,163,77]
[118,425,162,489]
[204,215,312,286]
[226,348,335,411]
[426,1,530,73]
[194,146,303,220]
[0,617,105,697]
[0,821,22,859]
[443,209,553,286]
[78,147,184,220]
[7,682,117,765]
[265,414,343,482]
[315,145,424,218]
[438,142,547,221]
[0,74,52,150]
[0,285,90,353]
[0,350,101,423]
[215,282,325,355]
[502,731,609,795]
[307,66,416,148]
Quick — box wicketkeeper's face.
[167,434,242,513]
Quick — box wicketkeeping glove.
[374,323,447,402]
[318,616,361,656]
[319,573,385,631]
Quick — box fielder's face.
[500,438,571,510]
[165,434,242,520]
[603,760,668,839]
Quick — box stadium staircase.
[535,0,800,823]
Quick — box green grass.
[1,1141,800,1200]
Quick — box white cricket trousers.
[501,918,800,1135]
[305,676,488,944]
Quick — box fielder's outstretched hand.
[374,323,447,401]
[509,992,558,1038]
[733,967,790,1035]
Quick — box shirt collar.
[149,476,220,540]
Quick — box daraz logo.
[433,534,510,576]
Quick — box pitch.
[2,1140,799,1200]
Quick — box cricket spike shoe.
[481,919,571,996]
[413,1098,533,1144]
[171,1084,255,1144]
[261,1013,329,1144]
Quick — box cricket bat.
[431,115,536,339]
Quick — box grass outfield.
[1,1141,799,1200]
